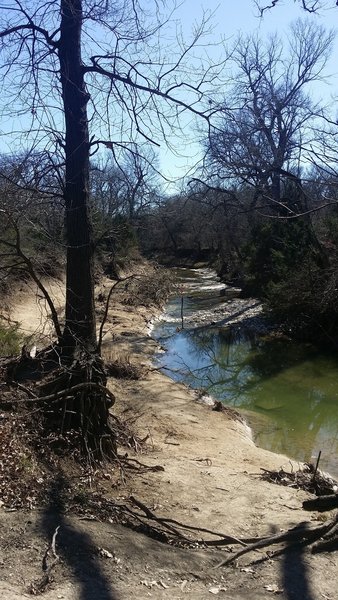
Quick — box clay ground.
[0,271,337,599]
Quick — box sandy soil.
[1,272,337,599]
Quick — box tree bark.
[59,0,96,352]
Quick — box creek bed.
[152,267,338,478]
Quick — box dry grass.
[105,355,143,380]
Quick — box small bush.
[122,266,174,307]
[105,357,142,380]
[241,219,319,297]
[0,322,22,356]
[266,262,338,342]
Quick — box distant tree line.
[0,149,160,292]
[138,21,338,345]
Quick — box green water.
[154,269,338,477]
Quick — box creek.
[152,268,338,478]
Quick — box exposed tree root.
[92,495,338,562]
[72,492,264,549]
[215,512,338,567]
[12,381,115,407]
[128,496,254,547]
[40,357,117,461]
[2,346,118,462]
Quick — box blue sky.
[0,1,337,193]
[158,0,338,193]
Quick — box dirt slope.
[0,274,337,599]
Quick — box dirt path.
[1,274,337,599]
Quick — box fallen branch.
[97,275,136,353]
[29,526,60,594]
[129,496,259,547]
[215,512,338,568]
[129,496,192,540]
[118,456,164,472]
[312,517,338,553]
[260,465,337,496]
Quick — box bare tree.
[92,147,159,223]
[0,0,220,457]
[205,20,334,215]
[0,151,64,289]
[255,0,336,14]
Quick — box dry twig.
[29,526,60,594]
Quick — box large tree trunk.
[50,0,116,459]
[59,0,96,353]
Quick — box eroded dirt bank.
[1,270,337,599]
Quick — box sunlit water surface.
[153,268,338,478]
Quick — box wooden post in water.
[313,450,322,482]
[181,296,184,330]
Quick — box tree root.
[2,346,118,462]
[128,496,263,547]
[215,512,338,567]
[9,381,116,407]
[70,490,338,560]
[72,491,264,548]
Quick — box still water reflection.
[153,269,338,477]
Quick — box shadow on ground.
[279,521,315,600]
[39,474,119,600]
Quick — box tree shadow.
[250,523,316,600]
[40,474,120,600]
[281,525,315,600]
